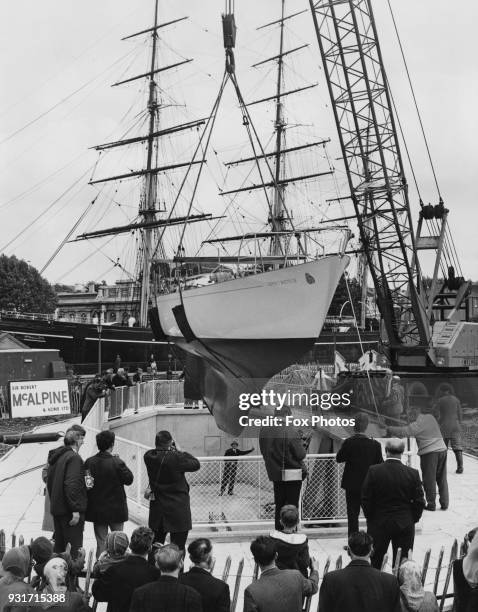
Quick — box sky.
[0,0,477,286]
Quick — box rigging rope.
[343,271,381,420]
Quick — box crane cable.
[386,0,463,278]
[343,272,380,421]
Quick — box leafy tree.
[327,274,362,319]
[53,283,74,293]
[0,255,57,313]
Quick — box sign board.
[9,379,71,418]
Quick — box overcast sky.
[0,0,477,285]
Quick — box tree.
[0,255,57,313]
[327,274,362,319]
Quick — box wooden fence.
[0,530,460,611]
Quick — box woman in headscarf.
[38,558,90,611]
[398,559,438,612]
[453,527,478,612]
[0,545,35,612]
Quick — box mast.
[138,0,160,327]
[270,0,287,256]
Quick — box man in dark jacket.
[144,430,200,553]
[244,536,318,612]
[318,531,401,612]
[84,430,134,558]
[180,538,230,612]
[92,526,159,612]
[130,544,202,612]
[219,440,254,495]
[361,438,426,570]
[336,412,383,535]
[259,416,306,530]
[434,388,464,473]
[47,429,88,558]
[80,376,106,423]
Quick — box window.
[110,312,116,321]
[108,289,117,298]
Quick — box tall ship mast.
[152,1,350,434]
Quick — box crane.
[308,0,478,371]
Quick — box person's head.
[187,538,213,569]
[230,441,238,449]
[398,559,425,603]
[155,544,183,576]
[463,527,478,584]
[280,505,299,531]
[463,527,478,555]
[31,537,54,566]
[385,438,405,458]
[106,532,129,559]
[65,424,86,448]
[347,532,373,561]
[250,536,277,569]
[44,557,68,592]
[392,375,401,385]
[155,430,173,448]
[408,406,420,422]
[117,368,125,376]
[96,429,115,452]
[129,526,154,557]
[1,546,31,579]
[354,412,369,433]
[136,367,143,374]
[64,429,83,450]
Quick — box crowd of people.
[0,379,475,611]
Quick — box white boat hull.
[155,256,348,341]
[151,255,349,434]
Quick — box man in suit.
[144,430,200,554]
[92,526,160,612]
[336,412,383,535]
[243,536,318,612]
[84,430,134,558]
[180,538,230,612]
[361,438,426,570]
[318,531,401,612]
[220,441,254,495]
[259,415,306,530]
[130,544,202,612]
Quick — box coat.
[144,447,200,533]
[435,394,462,437]
[91,554,160,612]
[180,566,230,612]
[84,452,133,524]
[336,433,383,491]
[259,426,306,482]
[130,576,203,612]
[361,460,426,528]
[47,446,87,517]
[318,560,401,612]
[269,530,310,578]
[244,567,318,612]
[453,558,478,612]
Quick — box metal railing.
[106,380,185,419]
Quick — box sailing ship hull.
[154,256,349,433]
[0,317,170,371]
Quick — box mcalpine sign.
[9,380,71,418]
